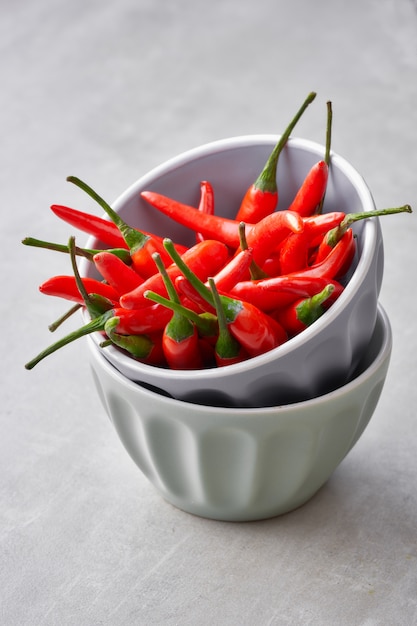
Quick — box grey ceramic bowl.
[88,303,392,522]
[82,135,384,407]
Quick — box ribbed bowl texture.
[88,303,391,522]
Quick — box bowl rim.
[88,302,392,414]
[82,134,380,381]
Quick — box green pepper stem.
[239,222,268,280]
[22,237,131,264]
[104,317,154,359]
[66,175,149,254]
[25,311,112,370]
[296,284,335,326]
[255,91,317,193]
[22,236,95,262]
[48,303,81,332]
[152,253,181,304]
[327,204,412,247]
[208,278,241,359]
[144,289,217,337]
[163,238,242,324]
[316,100,332,215]
[163,238,215,306]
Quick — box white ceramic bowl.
[83,135,384,407]
[88,303,392,522]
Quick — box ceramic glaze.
[88,304,391,522]
[81,136,384,407]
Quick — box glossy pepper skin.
[195,180,215,243]
[235,92,317,223]
[141,190,244,249]
[93,251,144,296]
[273,284,336,337]
[161,238,287,359]
[229,276,344,312]
[39,275,120,305]
[120,239,230,310]
[50,204,128,249]
[103,317,165,366]
[66,176,174,279]
[286,160,329,218]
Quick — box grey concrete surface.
[2,0,417,624]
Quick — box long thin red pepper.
[235,92,317,223]
[50,204,189,255]
[120,239,230,310]
[103,318,166,366]
[208,247,254,293]
[51,204,128,249]
[196,180,214,243]
[261,211,347,275]
[152,252,203,370]
[207,278,248,366]
[67,176,173,279]
[296,227,355,280]
[24,304,173,370]
[162,238,287,358]
[272,284,336,337]
[39,275,120,305]
[287,101,332,218]
[244,210,305,265]
[286,160,329,218]
[229,275,344,312]
[141,190,244,249]
[314,205,413,265]
[93,251,144,296]
[240,229,354,299]
[277,211,346,275]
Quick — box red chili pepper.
[50,204,189,255]
[314,205,412,265]
[209,247,254,293]
[24,303,172,370]
[286,160,329,218]
[235,92,317,223]
[50,204,128,249]
[93,251,144,296]
[175,276,216,314]
[103,317,165,366]
[297,227,356,280]
[196,180,215,243]
[149,252,204,370]
[162,239,287,358]
[230,275,344,312]
[208,278,248,366]
[162,320,203,370]
[111,305,173,335]
[67,176,174,278]
[261,211,346,275]
[141,189,244,249]
[39,275,120,305]
[120,239,230,310]
[145,253,218,339]
[272,284,336,337]
[244,210,305,265]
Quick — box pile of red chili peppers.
[24,93,412,371]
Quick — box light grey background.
[2,1,416,624]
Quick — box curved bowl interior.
[81,136,384,407]
[88,303,392,521]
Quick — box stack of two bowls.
[85,136,391,522]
